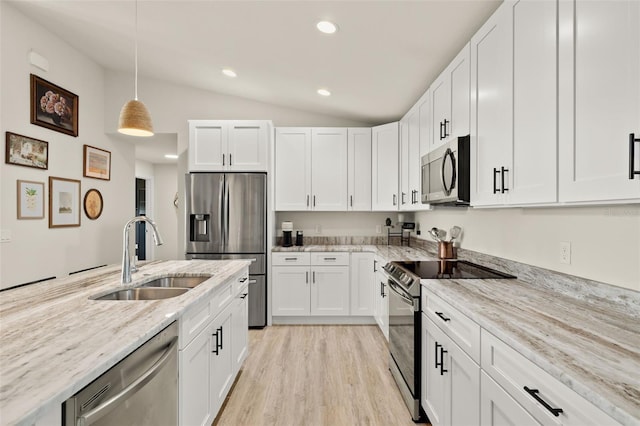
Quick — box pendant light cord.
[134,0,139,101]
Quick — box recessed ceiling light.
[222,68,237,78]
[316,21,337,34]
[317,88,331,97]
[164,154,179,159]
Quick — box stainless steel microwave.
[421,135,470,205]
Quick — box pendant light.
[118,0,153,137]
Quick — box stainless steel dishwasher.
[63,322,178,426]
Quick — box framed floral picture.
[30,74,78,137]
[17,180,45,219]
[83,145,111,180]
[5,132,48,169]
[49,176,81,228]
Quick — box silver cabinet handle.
[306,271,309,284]
[393,194,397,206]
[401,192,406,204]
[78,337,178,426]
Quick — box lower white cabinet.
[481,370,541,426]
[272,252,351,317]
[350,252,375,316]
[179,269,249,426]
[422,314,480,426]
[374,257,389,340]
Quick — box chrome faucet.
[121,216,164,284]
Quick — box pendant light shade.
[118,0,153,137]
[118,99,153,136]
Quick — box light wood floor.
[214,325,427,426]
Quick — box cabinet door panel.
[559,0,640,202]
[189,122,226,171]
[347,128,372,211]
[272,266,310,316]
[180,328,212,426]
[228,121,268,171]
[372,122,399,211]
[480,371,541,426]
[399,118,410,209]
[449,336,480,426]
[311,266,350,316]
[450,44,471,139]
[431,75,451,148]
[422,316,447,426]
[350,253,375,316]
[274,128,312,210]
[211,311,233,415]
[311,128,348,210]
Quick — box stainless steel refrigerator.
[185,173,267,328]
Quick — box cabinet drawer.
[232,269,250,295]
[272,252,311,266]
[311,252,350,266]
[180,298,213,349]
[211,280,234,315]
[481,329,620,426]
[422,289,480,363]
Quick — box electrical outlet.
[0,230,11,243]
[376,225,382,234]
[315,225,322,234]
[559,241,571,264]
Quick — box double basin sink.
[92,276,210,301]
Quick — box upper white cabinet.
[558,0,640,203]
[399,108,423,211]
[188,120,270,172]
[347,128,372,211]
[471,0,557,206]
[274,127,348,211]
[371,122,399,211]
[430,44,471,150]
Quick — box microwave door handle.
[441,148,456,196]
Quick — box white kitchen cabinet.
[399,107,423,211]
[311,128,348,210]
[310,265,350,316]
[210,308,234,416]
[274,128,312,210]
[271,264,311,316]
[421,300,480,426]
[470,2,513,207]
[480,371,541,426]
[274,127,348,211]
[481,329,621,426]
[471,0,557,207]
[558,0,640,203]
[179,269,249,426]
[418,89,432,157]
[431,44,470,150]
[371,122,399,211]
[348,128,372,211]
[350,252,375,316]
[374,257,389,341]
[231,283,249,375]
[399,116,410,210]
[188,120,269,172]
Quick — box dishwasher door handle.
[77,337,179,426]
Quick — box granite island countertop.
[422,277,640,425]
[0,259,250,426]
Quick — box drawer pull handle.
[239,277,248,283]
[323,257,337,261]
[240,293,248,299]
[524,386,563,417]
[284,257,297,261]
[435,311,451,322]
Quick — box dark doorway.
[135,178,146,261]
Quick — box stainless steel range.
[383,259,515,422]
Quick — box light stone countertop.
[0,259,250,426]
[274,244,640,424]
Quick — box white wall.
[153,163,179,260]
[0,3,134,289]
[275,212,398,236]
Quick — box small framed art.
[5,132,48,170]
[49,176,81,228]
[83,188,104,220]
[83,145,111,180]
[17,180,45,219]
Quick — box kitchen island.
[0,259,250,426]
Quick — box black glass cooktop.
[388,260,516,280]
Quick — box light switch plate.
[0,230,12,243]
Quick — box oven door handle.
[77,337,178,426]
[387,279,414,307]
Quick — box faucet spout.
[121,216,164,284]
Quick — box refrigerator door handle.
[224,178,230,247]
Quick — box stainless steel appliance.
[63,322,178,425]
[185,172,267,328]
[383,259,515,422]
[421,135,471,205]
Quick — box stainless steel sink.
[92,287,189,301]
[138,276,210,289]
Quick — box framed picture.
[17,180,45,219]
[49,177,81,228]
[5,132,48,170]
[84,188,103,220]
[83,145,111,180]
[30,74,78,137]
